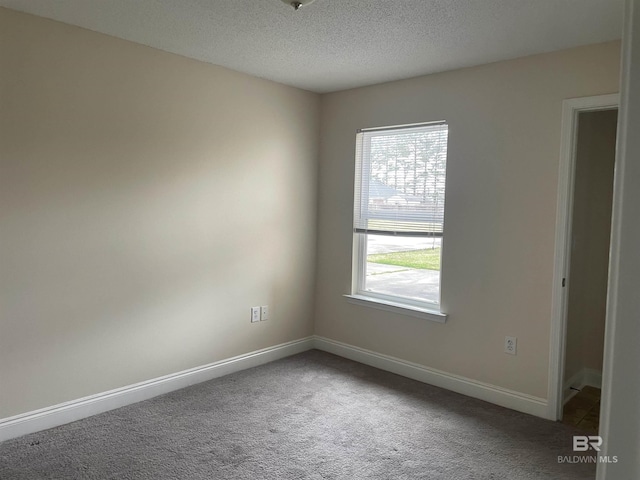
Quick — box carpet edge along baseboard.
[313,336,549,419]
[0,337,315,442]
[0,335,549,442]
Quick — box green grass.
[368,248,441,271]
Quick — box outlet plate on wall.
[505,336,517,355]
[251,307,261,323]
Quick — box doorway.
[547,94,620,424]
[561,108,618,432]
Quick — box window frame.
[348,121,449,322]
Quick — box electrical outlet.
[251,307,261,323]
[260,305,269,321]
[504,336,517,355]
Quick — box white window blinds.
[354,122,448,237]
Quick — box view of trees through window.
[359,125,448,305]
[369,129,447,212]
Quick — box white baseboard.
[563,370,585,404]
[0,337,314,443]
[563,368,603,404]
[1,334,553,443]
[313,336,549,419]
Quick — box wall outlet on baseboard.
[504,336,517,355]
[251,307,261,323]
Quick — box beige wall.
[0,6,624,421]
[315,42,621,400]
[564,110,618,385]
[0,8,319,418]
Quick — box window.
[349,122,448,318]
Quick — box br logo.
[573,435,603,452]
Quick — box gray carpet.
[0,350,594,479]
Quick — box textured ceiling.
[0,0,624,93]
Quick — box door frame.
[547,93,620,421]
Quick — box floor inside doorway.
[562,386,601,433]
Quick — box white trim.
[2,334,553,443]
[563,368,604,405]
[548,93,619,421]
[582,368,604,391]
[563,370,584,404]
[351,123,447,310]
[0,337,314,443]
[343,294,447,322]
[598,3,637,478]
[313,336,548,419]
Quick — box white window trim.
[349,121,448,322]
[343,294,447,323]
[350,234,447,322]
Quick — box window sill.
[343,294,448,323]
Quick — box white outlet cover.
[261,306,269,321]
[504,336,517,355]
[251,307,261,323]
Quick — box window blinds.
[354,122,448,237]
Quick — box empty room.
[1,1,639,479]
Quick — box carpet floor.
[0,350,594,479]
